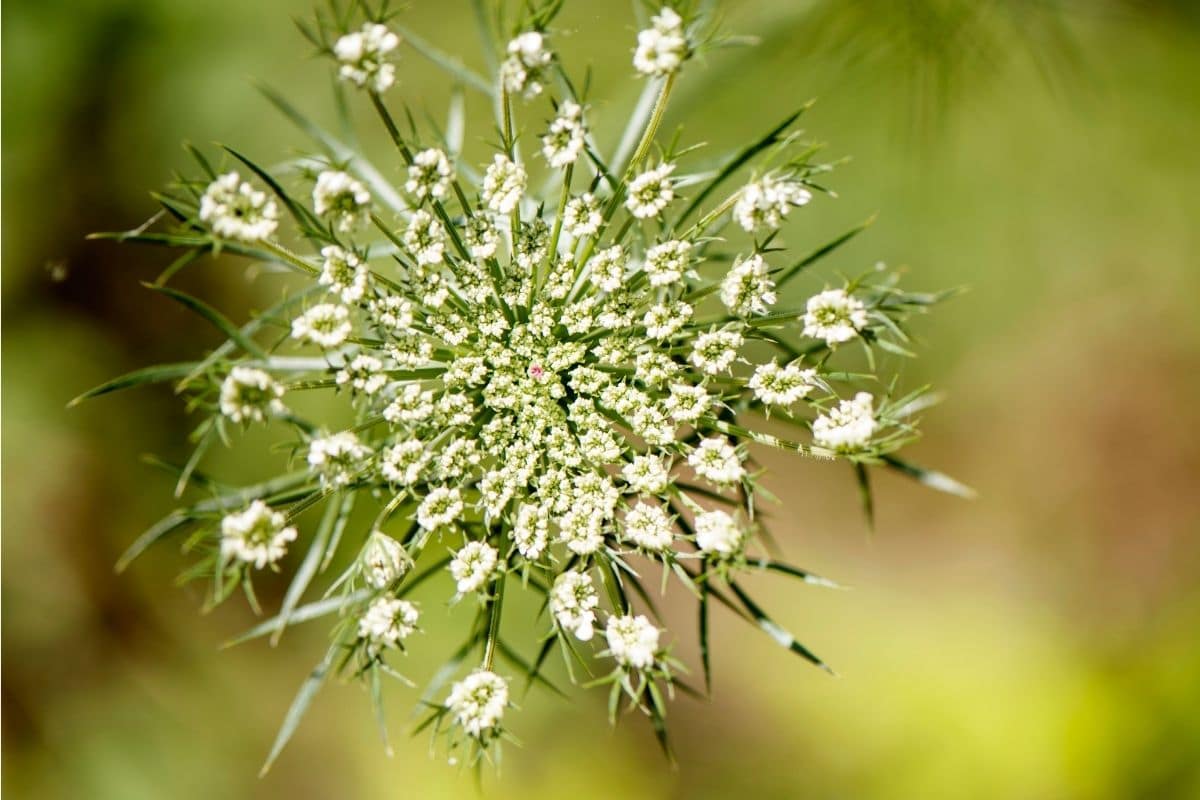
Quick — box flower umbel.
[86,0,966,775]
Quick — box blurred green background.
[4,1,1200,798]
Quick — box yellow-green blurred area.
[4,0,1200,797]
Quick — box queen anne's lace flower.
[622,503,674,551]
[721,253,776,316]
[449,540,498,594]
[404,209,446,266]
[220,500,297,568]
[199,172,279,242]
[633,7,688,77]
[360,531,411,589]
[694,509,744,558]
[336,353,387,395]
[501,31,552,98]
[319,245,369,303]
[359,597,419,649]
[749,361,817,407]
[812,392,877,451]
[691,328,743,374]
[446,670,508,738]
[307,431,372,487]
[313,170,371,233]
[405,147,453,202]
[734,174,812,233]
[802,288,869,345]
[219,366,286,423]
[550,571,599,640]
[606,614,660,669]
[482,154,526,214]
[335,23,400,92]
[291,303,352,348]
[688,436,745,486]
[626,163,675,218]
[102,1,954,772]
[562,193,602,239]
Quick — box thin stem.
[627,72,677,172]
[482,570,507,671]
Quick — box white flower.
[291,303,352,349]
[313,170,371,233]
[588,245,627,292]
[812,392,877,451]
[358,597,419,648]
[749,361,817,407]
[690,328,743,374]
[220,500,297,568]
[626,163,675,219]
[371,294,414,331]
[336,353,388,394]
[334,23,400,92]
[404,209,446,266]
[734,174,812,233]
[694,509,744,558]
[464,215,500,259]
[643,301,692,340]
[562,193,602,240]
[219,366,286,423]
[633,7,688,77]
[513,502,549,560]
[621,454,670,494]
[559,509,605,555]
[380,440,429,485]
[307,431,372,487]
[541,101,586,168]
[688,436,744,485]
[720,253,776,316]
[605,614,660,669]
[319,245,369,303]
[802,288,869,345]
[622,503,674,551]
[417,486,464,532]
[550,571,599,640]
[405,147,453,201]
[482,154,526,214]
[666,383,712,423]
[500,31,552,98]
[360,531,411,589]
[449,539,498,593]
[446,670,508,738]
[198,172,279,242]
[643,239,691,286]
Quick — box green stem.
[482,570,506,671]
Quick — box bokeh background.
[4,1,1200,798]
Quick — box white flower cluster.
[445,670,508,738]
[358,596,419,649]
[812,391,878,451]
[220,500,297,568]
[606,614,660,669]
[219,366,286,423]
[634,7,688,77]
[112,1,950,769]
[541,101,587,168]
[198,172,279,242]
[334,23,401,92]
[313,170,372,233]
[734,174,812,233]
[802,288,869,345]
[501,31,552,99]
[550,571,600,640]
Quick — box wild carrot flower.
[85,0,967,773]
